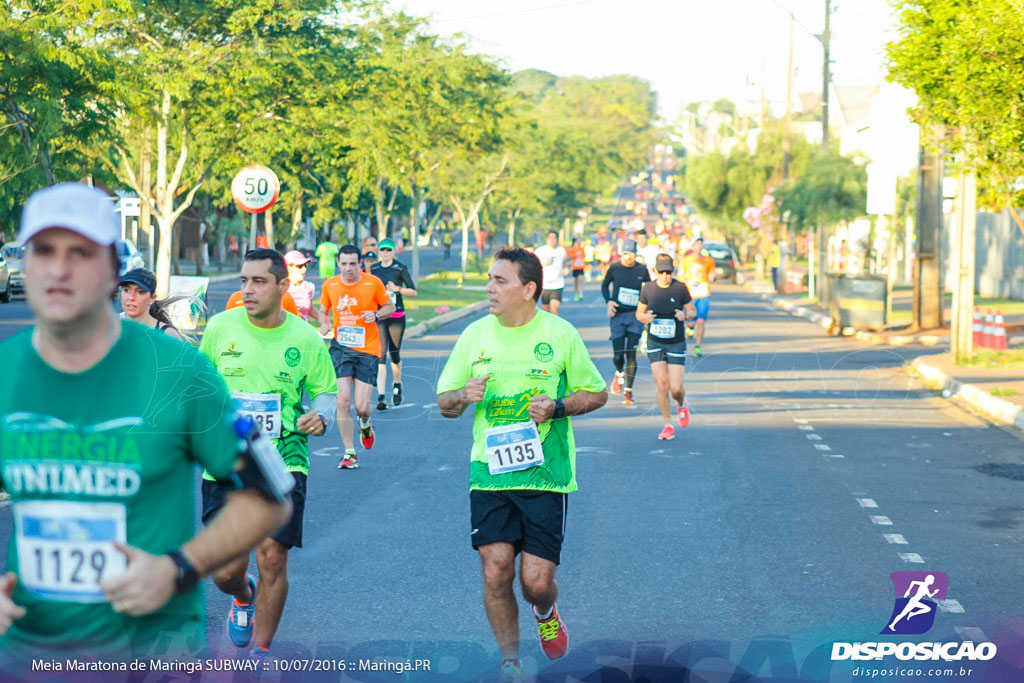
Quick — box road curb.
[407,299,490,339]
[911,356,1024,432]
[206,272,241,284]
[737,272,945,348]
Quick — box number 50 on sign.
[232,165,280,214]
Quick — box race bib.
[15,501,128,603]
[651,318,677,339]
[617,287,640,306]
[336,325,366,349]
[689,281,709,298]
[485,422,545,475]
[232,391,282,439]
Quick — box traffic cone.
[973,308,983,347]
[992,310,1008,350]
[982,310,995,349]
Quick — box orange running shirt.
[568,247,586,270]
[320,272,390,356]
[225,290,300,316]
[679,252,715,299]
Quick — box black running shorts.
[470,489,568,565]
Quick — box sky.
[396,0,898,122]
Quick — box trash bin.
[835,274,888,329]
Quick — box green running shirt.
[0,321,239,658]
[199,307,336,476]
[437,310,605,493]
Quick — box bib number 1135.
[485,422,545,475]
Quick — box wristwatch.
[167,549,199,594]
[552,398,566,420]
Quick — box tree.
[887,0,1024,234]
[776,148,868,232]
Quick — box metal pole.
[822,0,831,150]
[782,14,794,180]
[250,212,258,251]
[809,226,816,300]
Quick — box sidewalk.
[739,270,1024,432]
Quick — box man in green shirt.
[437,247,607,682]
[314,241,339,279]
[0,183,291,670]
[199,248,336,667]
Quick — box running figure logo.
[881,571,948,635]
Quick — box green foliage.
[887,0,1024,211]
[776,147,867,230]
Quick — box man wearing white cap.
[0,183,291,666]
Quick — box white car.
[116,239,145,277]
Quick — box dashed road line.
[870,515,893,525]
[939,599,966,614]
[883,534,908,544]
[898,552,924,563]
[955,626,986,641]
[856,498,878,508]
[806,434,823,441]
[813,443,832,451]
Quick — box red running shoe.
[678,404,690,428]
[360,421,375,450]
[658,424,675,440]
[610,372,623,396]
[536,605,569,660]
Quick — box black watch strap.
[168,549,199,594]
[553,398,566,420]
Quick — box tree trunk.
[472,212,483,261]
[265,206,275,249]
[155,90,172,296]
[139,127,153,270]
[291,195,303,247]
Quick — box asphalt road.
[3,261,1024,681]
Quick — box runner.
[636,254,696,440]
[200,248,336,667]
[437,247,608,682]
[601,240,650,406]
[636,231,660,279]
[443,230,452,260]
[0,183,290,667]
[370,238,417,411]
[315,240,339,279]
[118,267,188,342]
[283,249,320,323]
[319,245,395,468]
[594,238,613,278]
[533,230,567,316]
[679,237,716,357]
[566,238,586,302]
[582,238,595,281]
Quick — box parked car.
[2,243,22,296]
[116,239,145,277]
[0,247,10,303]
[703,240,739,282]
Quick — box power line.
[768,0,821,41]
[433,0,605,24]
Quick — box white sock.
[532,604,554,620]
[359,417,371,428]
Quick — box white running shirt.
[534,245,567,290]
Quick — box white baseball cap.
[18,183,120,246]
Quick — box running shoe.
[686,325,695,339]
[227,574,257,647]
[610,372,623,396]
[392,383,403,406]
[376,395,387,411]
[498,659,524,682]
[658,424,675,440]
[536,605,569,660]
[249,646,272,680]
[338,452,358,469]
[360,421,375,449]
[694,345,703,358]
[678,404,690,428]
[623,389,635,406]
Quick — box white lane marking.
[314,447,341,457]
[421,403,436,410]
[883,534,908,544]
[688,451,702,455]
[385,403,418,411]
[943,432,952,436]
[856,498,878,508]
[438,465,451,472]
[813,444,832,451]
[955,627,986,641]
[899,553,924,563]
[823,454,846,458]
[576,447,608,454]
[806,434,823,441]
[649,449,666,455]
[870,516,893,525]
[939,600,966,614]
[794,418,809,424]
[798,425,815,431]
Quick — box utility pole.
[782,13,794,180]
[822,0,831,150]
[912,133,944,331]
[951,167,977,363]
[760,58,767,131]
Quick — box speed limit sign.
[232,165,280,214]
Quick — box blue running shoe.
[250,646,272,680]
[227,574,257,647]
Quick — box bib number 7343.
[485,422,545,475]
